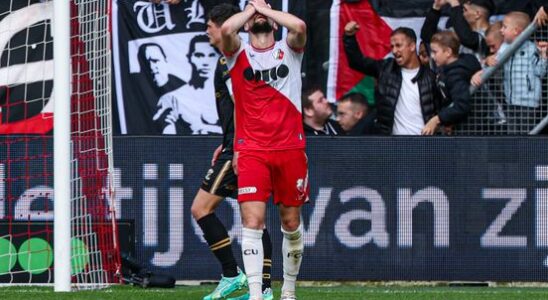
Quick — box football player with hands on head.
[221,0,308,299]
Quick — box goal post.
[53,0,72,292]
[0,0,119,290]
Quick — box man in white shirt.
[343,23,440,135]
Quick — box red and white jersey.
[225,40,305,151]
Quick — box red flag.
[327,0,392,103]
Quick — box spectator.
[536,4,548,26]
[344,23,440,135]
[421,0,494,61]
[336,92,376,135]
[472,21,507,127]
[302,88,343,135]
[419,41,431,67]
[422,31,481,135]
[472,11,548,133]
[497,12,546,107]
[484,21,504,57]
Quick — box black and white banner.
[113,0,231,135]
[112,0,303,135]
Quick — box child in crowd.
[484,21,504,58]
[499,12,547,108]
[422,31,481,135]
[473,12,547,108]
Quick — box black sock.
[197,213,239,278]
[262,228,272,290]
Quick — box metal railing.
[455,22,548,135]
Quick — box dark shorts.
[200,151,238,198]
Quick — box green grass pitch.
[3,284,548,300]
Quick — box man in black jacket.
[343,22,440,135]
[336,92,376,135]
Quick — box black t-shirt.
[214,57,235,151]
[303,119,343,136]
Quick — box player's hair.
[302,86,323,110]
[431,31,461,57]
[208,3,241,27]
[505,11,531,32]
[339,92,369,114]
[391,27,417,44]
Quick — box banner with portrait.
[113,0,241,135]
[112,0,304,135]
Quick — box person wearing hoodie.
[422,31,482,135]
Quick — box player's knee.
[281,219,300,232]
[242,218,264,230]
[190,201,212,220]
[281,223,303,242]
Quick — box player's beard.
[250,21,273,34]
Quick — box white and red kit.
[225,40,309,206]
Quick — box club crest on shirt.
[273,48,284,60]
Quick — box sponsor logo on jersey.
[243,64,289,82]
[239,186,257,195]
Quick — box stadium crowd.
[148,0,548,136]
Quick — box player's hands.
[535,6,548,27]
[211,144,223,166]
[249,0,271,14]
[537,41,548,59]
[243,2,256,14]
[470,70,483,87]
[344,21,360,36]
[421,116,440,135]
[232,151,239,175]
